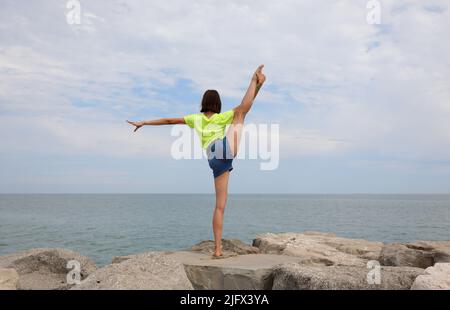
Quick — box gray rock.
[253,232,383,266]
[411,263,450,290]
[111,251,173,264]
[0,268,20,290]
[272,263,425,290]
[0,248,96,290]
[187,239,260,256]
[166,251,302,290]
[408,241,450,263]
[72,252,193,290]
[184,265,273,290]
[380,241,450,268]
[379,244,433,268]
[2,233,447,290]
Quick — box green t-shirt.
[184,110,235,149]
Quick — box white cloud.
[0,0,449,168]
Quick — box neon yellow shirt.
[184,110,235,149]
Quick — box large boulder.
[272,263,424,290]
[411,263,450,290]
[380,241,450,268]
[184,265,273,290]
[72,252,193,290]
[0,248,96,290]
[0,268,20,290]
[167,251,301,290]
[409,241,450,263]
[253,232,383,266]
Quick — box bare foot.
[213,245,222,258]
[211,252,237,259]
[212,253,224,259]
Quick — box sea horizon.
[2,193,450,195]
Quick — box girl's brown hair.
[200,89,222,113]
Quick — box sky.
[1,0,450,193]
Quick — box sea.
[0,194,449,266]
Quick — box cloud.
[0,0,449,192]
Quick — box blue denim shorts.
[206,137,234,178]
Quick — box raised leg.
[226,65,265,157]
[225,110,246,158]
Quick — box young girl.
[127,65,266,258]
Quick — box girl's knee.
[215,202,226,211]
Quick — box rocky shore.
[1,232,449,290]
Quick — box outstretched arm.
[254,80,264,99]
[234,65,266,115]
[127,118,185,132]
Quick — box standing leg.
[212,171,230,257]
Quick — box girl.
[127,65,266,258]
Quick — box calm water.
[0,194,449,266]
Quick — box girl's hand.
[127,120,143,132]
[253,65,266,85]
[256,71,266,85]
[252,64,264,81]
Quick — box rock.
[379,244,433,268]
[379,241,450,268]
[166,251,302,290]
[411,263,450,290]
[111,239,259,264]
[272,263,424,290]
[111,251,173,264]
[184,264,273,290]
[0,248,96,290]
[253,232,383,266]
[0,268,20,290]
[73,252,193,290]
[1,233,447,290]
[187,239,260,256]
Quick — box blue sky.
[1,0,450,193]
